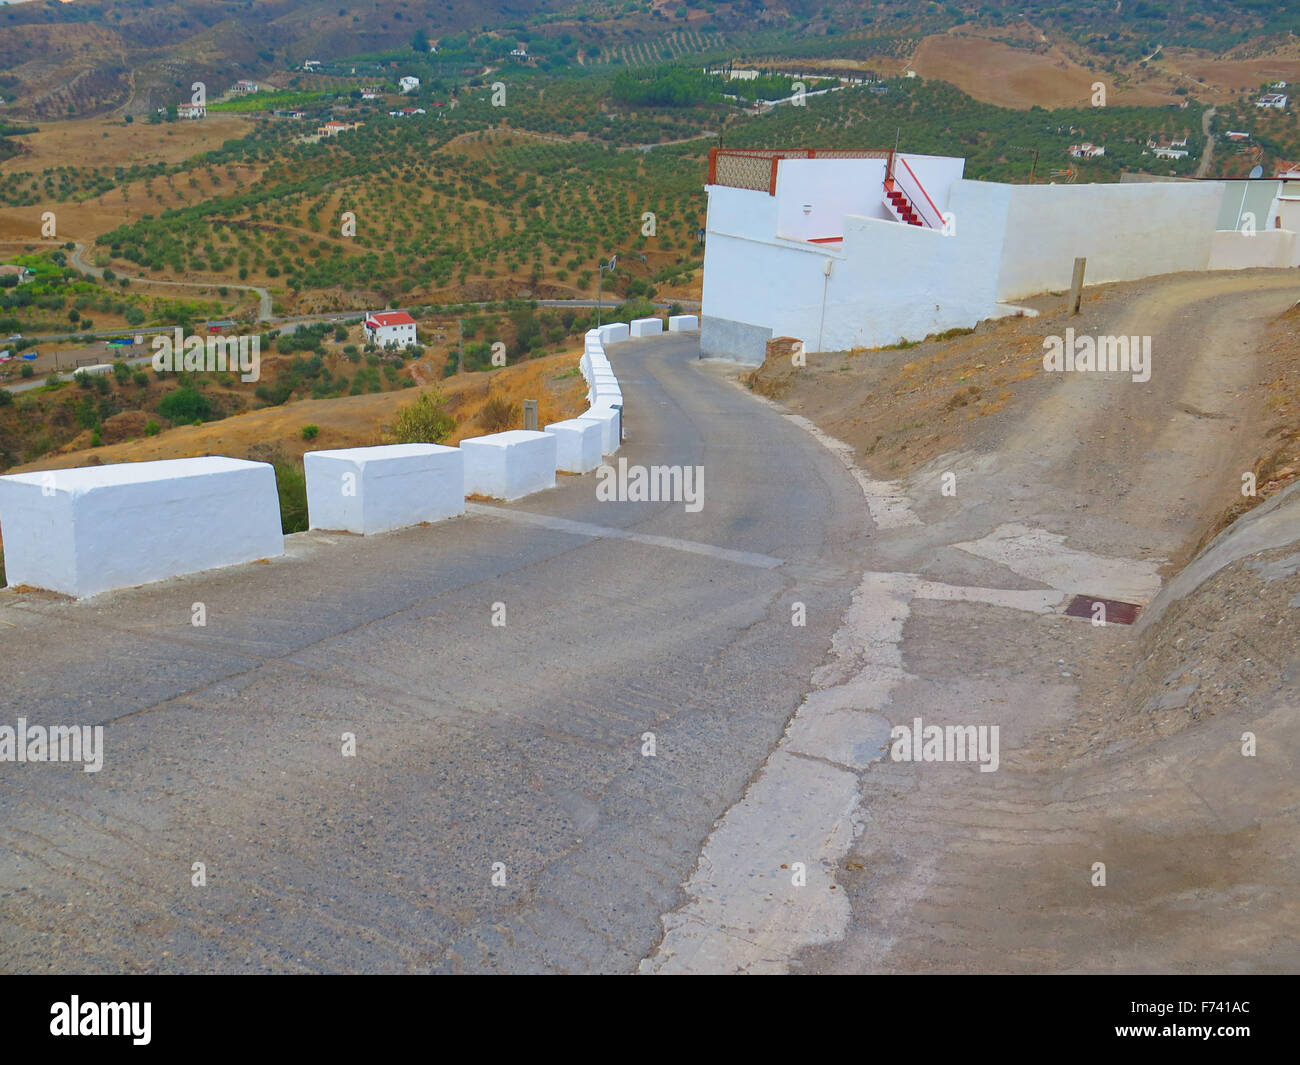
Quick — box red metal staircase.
[883,177,923,226]
[881,153,945,230]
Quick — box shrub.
[112,361,132,384]
[300,423,320,440]
[478,394,515,433]
[133,371,149,388]
[157,385,212,423]
[273,460,309,533]
[20,365,33,379]
[45,373,60,386]
[145,419,160,436]
[388,388,454,444]
[0,389,12,407]
[90,427,103,447]
[75,370,93,389]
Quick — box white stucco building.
[364,311,418,348]
[399,76,421,94]
[699,148,1291,363]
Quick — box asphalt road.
[0,332,867,973]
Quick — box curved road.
[0,332,867,973]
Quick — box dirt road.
[652,268,1300,973]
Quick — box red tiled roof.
[367,312,416,327]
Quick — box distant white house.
[399,75,421,94]
[1068,143,1105,158]
[1225,131,1251,141]
[1152,146,1189,159]
[1256,93,1288,109]
[360,86,382,99]
[388,106,425,117]
[303,60,322,71]
[364,311,418,348]
[317,120,359,136]
[510,44,529,58]
[177,102,206,119]
[0,264,35,284]
[232,80,259,94]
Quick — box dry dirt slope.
[744,267,1300,971]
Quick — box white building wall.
[995,180,1225,300]
[702,177,1011,360]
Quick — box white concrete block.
[668,314,699,331]
[630,317,664,338]
[460,430,557,501]
[305,443,464,535]
[599,323,630,344]
[578,406,621,455]
[0,457,283,598]
[545,418,604,474]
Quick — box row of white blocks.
[0,313,699,597]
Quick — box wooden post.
[1068,257,1086,315]
[522,399,538,432]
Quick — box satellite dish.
[1249,164,1264,179]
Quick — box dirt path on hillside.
[728,268,1300,973]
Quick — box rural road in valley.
[0,332,870,973]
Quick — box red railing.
[887,154,945,230]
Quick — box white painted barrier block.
[593,384,623,407]
[545,418,604,474]
[305,443,464,535]
[599,323,630,344]
[668,314,699,331]
[460,430,557,501]
[630,317,663,338]
[0,457,283,598]
[578,406,621,455]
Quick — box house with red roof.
[364,311,419,349]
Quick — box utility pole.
[1011,145,1040,184]
[597,255,616,327]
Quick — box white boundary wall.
[545,418,604,473]
[630,317,664,338]
[0,457,283,598]
[0,328,646,596]
[461,430,557,501]
[305,443,464,534]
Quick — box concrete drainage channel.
[0,316,699,600]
